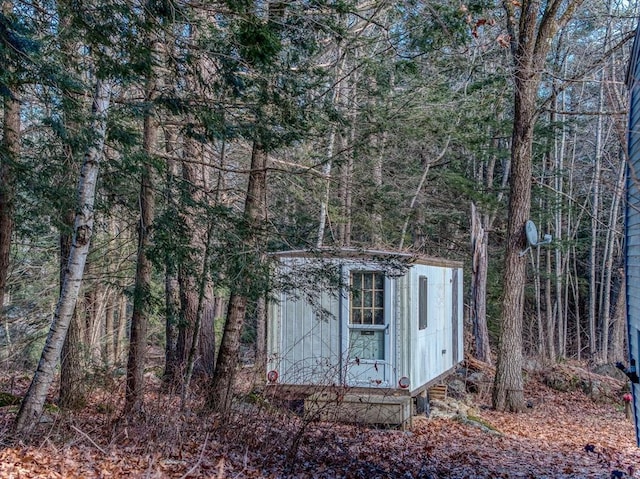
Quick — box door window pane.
[350,271,384,325]
[349,330,384,360]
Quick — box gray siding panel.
[279,290,341,385]
[626,25,640,446]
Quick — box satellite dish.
[521,220,553,256]
[525,220,539,246]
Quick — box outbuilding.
[265,249,463,422]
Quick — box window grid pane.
[350,271,384,325]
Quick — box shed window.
[349,271,384,325]
[419,276,428,330]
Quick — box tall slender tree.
[493,0,583,412]
[0,0,21,334]
[125,38,159,412]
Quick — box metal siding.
[457,268,465,363]
[266,253,464,393]
[409,265,455,389]
[272,257,342,386]
[266,295,281,375]
[626,25,640,446]
[396,274,408,381]
[408,265,425,387]
[435,268,448,375]
[398,274,411,380]
[279,290,341,385]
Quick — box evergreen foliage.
[0,0,637,421]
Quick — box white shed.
[266,249,464,400]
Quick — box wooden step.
[429,384,447,401]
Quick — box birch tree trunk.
[14,79,112,434]
[554,83,567,358]
[371,131,386,247]
[599,155,625,363]
[589,73,604,360]
[57,0,93,408]
[596,5,622,363]
[316,51,344,248]
[545,245,555,359]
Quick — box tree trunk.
[104,288,115,365]
[163,127,181,383]
[59,210,86,409]
[589,73,604,360]
[492,63,536,412]
[254,295,267,376]
[176,133,215,376]
[125,74,157,413]
[15,79,112,435]
[0,0,20,313]
[316,51,345,248]
[83,262,102,365]
[177,270,199,374]
[609,268,626,362]
[339,71,357,247]
[599,157,624,363]
[116,293,128,363]
[371,132,385,247]
[208,141,267,413]
[545,245,555,359]
[470,203,491,364]
[492,0,581,412]
[198,289,216,376]
[554,86,566,358]
[59,306,86,409]
[57,0,90,408]
[164,272,180,381]
[181,223,215,406]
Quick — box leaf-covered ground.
[1,363,639,478]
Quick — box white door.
[342,269,393,387]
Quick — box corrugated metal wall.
[267,266,342,386]
[626,25,640,447]
[405,264,459,389]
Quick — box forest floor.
[1,360,639,478]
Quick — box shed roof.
[270,248,463,269]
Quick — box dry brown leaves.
[1,364,639,479]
